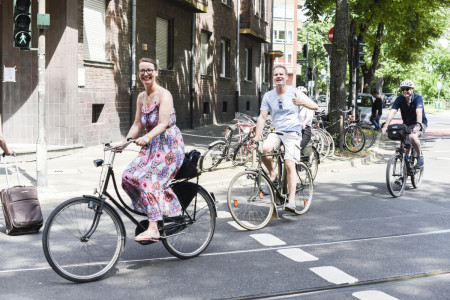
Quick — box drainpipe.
[130,0,136,126]
[190,13,196,129]
[235,0,240,113]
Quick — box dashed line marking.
[310,266,358,284]
[216,210,232,218]
[250,233,286,246]
[276,248,318,262]
[227,221,247,231]
[353,290,399,300]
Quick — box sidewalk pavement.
[1,123,398,204]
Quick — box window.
[222,102,228,113]
[273,29,293,43]
[156,17,173,70]
[274,55,292,65]
[200,31,211,75]
[83,0,106,61]
[220,39,230,78]
[246,101,250,111]
[245,48,252,81]
[273,5,294,20]
[254,0,265,19]
[203,102,210,114]
[92,104,104,123]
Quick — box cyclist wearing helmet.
[382,79,427,167]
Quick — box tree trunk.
[329,0,350,135]
[347,19,357,106]
[363,22,384,93]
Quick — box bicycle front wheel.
[42,197,125,283]
[344,125,366,153]
[200,142,226,171]
[386,154,406,197]
[227,171,274,230]
[163,185,216,259]
[294,162,314,215]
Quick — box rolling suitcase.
[1,154,43,235]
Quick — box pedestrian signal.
[13,0,32,49]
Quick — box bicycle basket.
[174,150,201,180]
[387,124,407,141]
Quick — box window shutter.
[156,17,169,70]
[83,0,106,61]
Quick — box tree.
[304,0,450,93]
[328,0,349,135]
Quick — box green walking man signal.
[13,0,32,49]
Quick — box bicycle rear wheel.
[200,142,225,171]
[163,185,216,259]
[42,197,125,283]
[361,124,376,148]
[344,125,365,153]
[294,162,314,215]
[386,154,406,197]
[227,170,274,230]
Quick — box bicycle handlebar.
[104,139,135,152]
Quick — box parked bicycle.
[42,140,216,283]
[385,122,424,197]
[227,132,313,230]
[200,113,256,171]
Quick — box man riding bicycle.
[254,65,318,212]
[382,79,427,167]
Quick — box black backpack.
[174,150,201,180]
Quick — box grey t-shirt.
[261,86,307,134]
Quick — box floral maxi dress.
[122,101,185,221]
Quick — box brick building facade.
[0,0,273,147]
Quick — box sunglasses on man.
[401,87,411,92]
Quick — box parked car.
[355,93,374,123]
[384,93,395,107]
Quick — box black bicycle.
[385,123,424,197]
[42,141,216,283]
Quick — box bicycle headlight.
[93,159,104,167]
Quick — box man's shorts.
[265,132,301,163]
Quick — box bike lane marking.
[276,248,318,262]
[216,210,232,218]
[309,266,358,284]
[250,233,286,246]
[227,221,247,230]
[353,290,399,300]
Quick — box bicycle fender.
[208,140,226,148]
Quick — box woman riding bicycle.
[120,57,185,242]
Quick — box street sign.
[320,69,326,76]
[297,59,307,64]
[328,27,334,43]
[437,82,442,90]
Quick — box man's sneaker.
[416,156,424,168]
[394,177,404,187]
[284,202,296,212]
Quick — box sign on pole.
[328,27,334,43]
[437,82,442,90]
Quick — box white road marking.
[216,210,232,218]
[277,248,318,262]
[353,290,399,300]
[250,233,286,246]
[310,266,358,284]
[227,221,247,230]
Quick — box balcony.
[171,0,208,13]
[239,2,270,43]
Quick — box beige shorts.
[265,132,302,163]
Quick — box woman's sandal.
[135,231,160,242]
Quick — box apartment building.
[272,0,301,87]
[0,0,272,147]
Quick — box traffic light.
[302,44,308,58]
[13,0,32,49]
[307,67,313,81]
[354,41,366,68]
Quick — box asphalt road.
[1,111,450,300]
